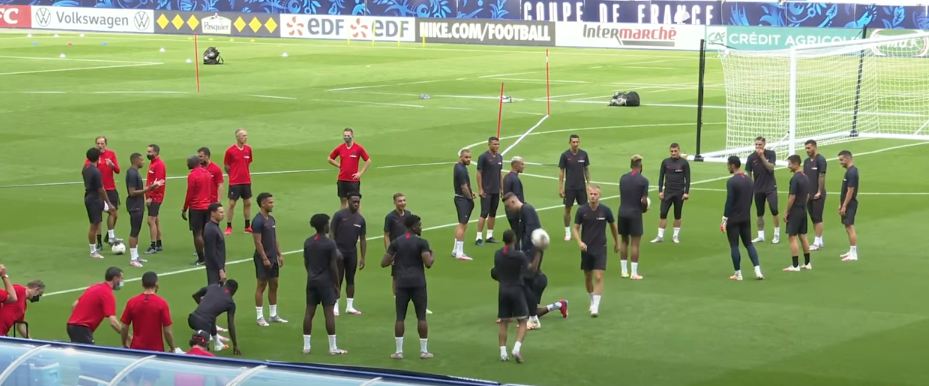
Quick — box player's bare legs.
[267,277,286,323]
[498,317,528,362]
[630,236,642,280]
[255,279,269,326]
[562,206,573,241]
[754,215,781,244]
[784,233,811,271]
[88,222,102,259]
[619,235,630,277]
[225,198,238,234]
[841,225,858,261]
[302,304,316,354]
[453,222,471,260]
[145,214,160,254]
[106,210,118,243]
[799,234,811,269]
[812,221,825,250]
[242,198,252,232]
[192,228,204,263]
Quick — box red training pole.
[193,33,201,93]
[545,49,551,116]
[497,82,505,138]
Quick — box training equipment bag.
[609,91,640,107]
[203,47,223,65]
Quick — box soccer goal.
[693,30,929,165]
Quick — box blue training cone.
[102,42,107,46]
[32,42,37,46]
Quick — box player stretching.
[67,267,125,344]
[224,129,254,234]
[83,148,115,259]
[252,192,287,325]
[190,281,241,354]
[328,128,371,210]
[837,151,859,261]
[573,184,618,315]
[493,230,535,363]
[558,135,591,241]
[452,149,476,260]
[182,156,213,266]
[652,143,690,243]
[618,156,650,282]
[721,157,764,281]
[476,137,504,245]
[382,215,434,359]
[302,214,347,355]
[125,153,162,267]
[804,140,828,250]
[144,144,166,254]
[330,193,367,315]
[86,137,121,250]
[746,137,781,244]
[783,155,812,271]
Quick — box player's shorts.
[617,215,644,237]
[841,202,858,226]
[581,250,607,271]
[105,190,120,209]
[725,220,753,248]
[754,190,779,217]
[337,250,358,286]
[807,196,826,224]
[523,273,547,317]
[253,257,280,280]
[306,283,337,307]
[66,324,95,344]
[228,184,253,200]
[187,312,217,336]
[129,210,144,238]
[395,285,428,321]
[84,198,103,225]
[336,180,361,198]
[188,209,209,232]
[563,188,588,206]
[454,197,474,224]
[659,194,685,220]
[506,210,521,249]
[147,202,162,217]
[786,210,809,236]
[497,285,529,320]
[480,193,500,218]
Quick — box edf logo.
[0,6,31,28]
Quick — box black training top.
[746,150,778,193]
[125,167,144,212]
[658,157,690,195]
[477,151,503,193]
[387,233,431,288]
[804,154,827,196]
[788,171,811,212]
[453,162,472,198]
[83,164,103,199]
[574,203,614,255]
[503,171,525,203]
[723,172,754,223]
[251,213,279,263]
[331,208,366,253]
[558,149,589,190]
[303,234,340,287]
[194,284,236,320]
[383,209,411,243]
[619,171,649,218]
[840,166,860,204]
[203,221,226,271]
[494,246,529,287]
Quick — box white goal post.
[698,31,929,165]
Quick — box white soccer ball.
[530,228,550,250]
[111,243,126,255]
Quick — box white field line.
[93,91,186,94]
[309,99,424,108]
[500,115,549,156]
[0,55,163,65]
[688,187,929,196]
[325,80,437,92]
[477,71,537,78]
[20,91,66,94]
[492,78,590,84]
[0,62,161,76]
[377,162,452,170]
[331,91,525,102]
[0,169,330,189]
[623,66,678,70]
[250,95,297,100]
[546,93,588,100]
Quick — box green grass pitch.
[1,31,929,386]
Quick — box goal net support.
[697,30,929,165]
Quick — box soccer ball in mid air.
[531,229,550,250]
[111,243,126,255]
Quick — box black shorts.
[480,193,500,218]
[105,190,120,209]
[129,210,144,238]
[187,312,217,336]
[807,197,826,224]
[188,209,209,232]
[786,210,809,236]
[337,180,361,198]
[725,220,753,248]
[395,285,428,321]
[66,324,94,344]
[206,267,222,285]
[754,191,779,217]
[563,188,587,206]
[307,283,337,307]
[84,198,103,225]
[523,273,547,317]
[228,184,253,200]
[659,194,685,220]
[617,215,643,237]
[147,202,162,217]
[581,251,607,271]
[337,250,358,286]
[841,202,858,226]
[254,258,280,280]
[506,210,521,249]
[454,197,474,224]
[497,286,529,320]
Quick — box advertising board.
[279,15,414,42]
[0,5,30,28]
[869,28,929,56]
[154,11,279,37]
[31,6,153,33]
[416,19,554,46]
[706,26,863,50]
[555,22,704,50]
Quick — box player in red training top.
[198,147,225,204]
[224,129,254,235]
[328,128,371,210]
[183,156,214,266]
[0,266,45,338]
[145,144,167,255]
[120,272,177,358]
[66,267,125,344]
[84,137,121,251]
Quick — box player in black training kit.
[382,215,435,360]
[745,137,781,244]
[382,193,432,315]
[804,140,828,250]
[722,156,764,281]
[572,184,617,316]
[125,153,162,266]
[84,148,115,259]
[330,192,367,315]
[189,280,240,354]
[491,230,538,363]
[252,192,287,325]
[476,137,504,245]
[452,149,476,260]
[618,156,650,284]
[302,214,347,355]
[558,135,591,242]
[653,143,690,244]
[503,157,526,249]
[203,203,227,285]
[837,151,859,262]
[783,155,812,272]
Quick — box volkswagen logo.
[34,7,51,27]
[133,11,150,31]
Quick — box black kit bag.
[609,91,640,107]
[203,47,223,65]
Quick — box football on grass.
[531,229,550,250]
[111,243,126,255]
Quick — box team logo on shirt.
[596,217,606,221]
[353,224,362,228]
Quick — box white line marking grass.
[325,80,437,92]
[0,55,162,65]
[477,71,537,78]
[0,62,161,76]
[93,91,186,94]
[251,95,297,100]
[309,99,424,108]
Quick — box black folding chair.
[11,322,28,338]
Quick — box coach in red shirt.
[145,144,167,255]
[198,147,225,204]
[183,156,214,266]
[328,128,371,209]
[120,272,177,353]
[66,267,125,344]
[0,275,45,338]
[224,129,254,235]
[84,137,121,250]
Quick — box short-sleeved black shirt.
[125,167,144,212]
[503,171,524,203]
[476,151,503,193]
[745,150,778,193]
[724,172,754,223]
[387,234,431,288]
[619,171,649,218]
[788,172,810,212]
[803,154,827,196]
[519,204,542,250]
[251,213,279,263]
[494,246,529,287]
[383,209,412,243]
[83,165,103,199]
[303,234,339,287]
[194,284,236,319]
[453,162,472,198]
[840,165,859,204]
[574,203,615,254]
[558,149,589,190]
[331,208,366,253]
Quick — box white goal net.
[703,31,929,163]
